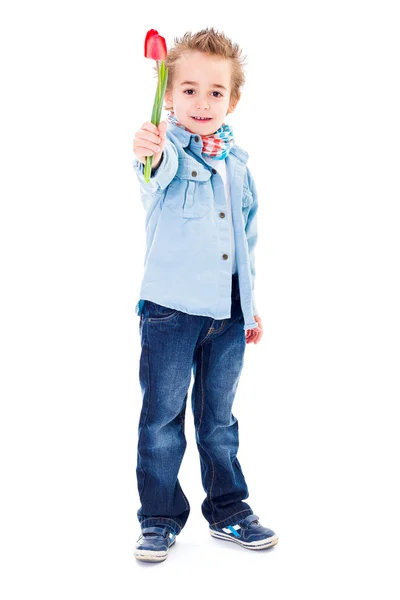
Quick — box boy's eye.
[183,89,222,97]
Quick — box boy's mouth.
[191,116,212,122]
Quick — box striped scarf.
[166,110,235,160]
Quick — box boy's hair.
[153,27,247,112]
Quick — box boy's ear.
[227,94,240,115]
[164,91,173,109]
[227,101,238,115]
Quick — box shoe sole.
[134,535,176,562]
[210,529,279,550]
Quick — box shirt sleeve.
[132,139,179,192]
[246,169,259,317]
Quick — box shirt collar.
[166,121,249,165]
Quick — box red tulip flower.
[144,29,167,61]
[143,29,169,183]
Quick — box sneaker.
[134,526,176,562]
[209,513,278,550]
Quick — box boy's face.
[164,51,239,135]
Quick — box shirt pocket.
[163,158,212,218]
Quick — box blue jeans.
[136,272,254,535]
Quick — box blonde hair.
[152,27,248,112]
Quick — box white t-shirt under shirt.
[202,155,238,275]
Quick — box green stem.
[144,60,168,183]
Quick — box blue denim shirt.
[132,121,259,331]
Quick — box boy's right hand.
[133,120,167,170]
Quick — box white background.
[1,1,399,597]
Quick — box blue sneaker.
[209,513,278,550]
[134,526,177,562]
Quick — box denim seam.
[199,318,227,347]
[147,308,179,323]
[211,319,227,334]
[137,320,151,498]
[198,326,214,347]
[178,395,190,512]
[198,344,216,523]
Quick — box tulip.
[143,29,169,183]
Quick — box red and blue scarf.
[166,110,235,160]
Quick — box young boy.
[132,27,278,562]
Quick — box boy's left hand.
[245,315,263,344]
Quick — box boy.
[132,27,278,562]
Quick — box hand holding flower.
[133,120,168,171]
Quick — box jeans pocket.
[146,301,179,322]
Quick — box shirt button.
[194,135,200,142]
[191,170,197,177]
[222,254,228,260]
[219,212,225,218]
[212,168,217,174]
